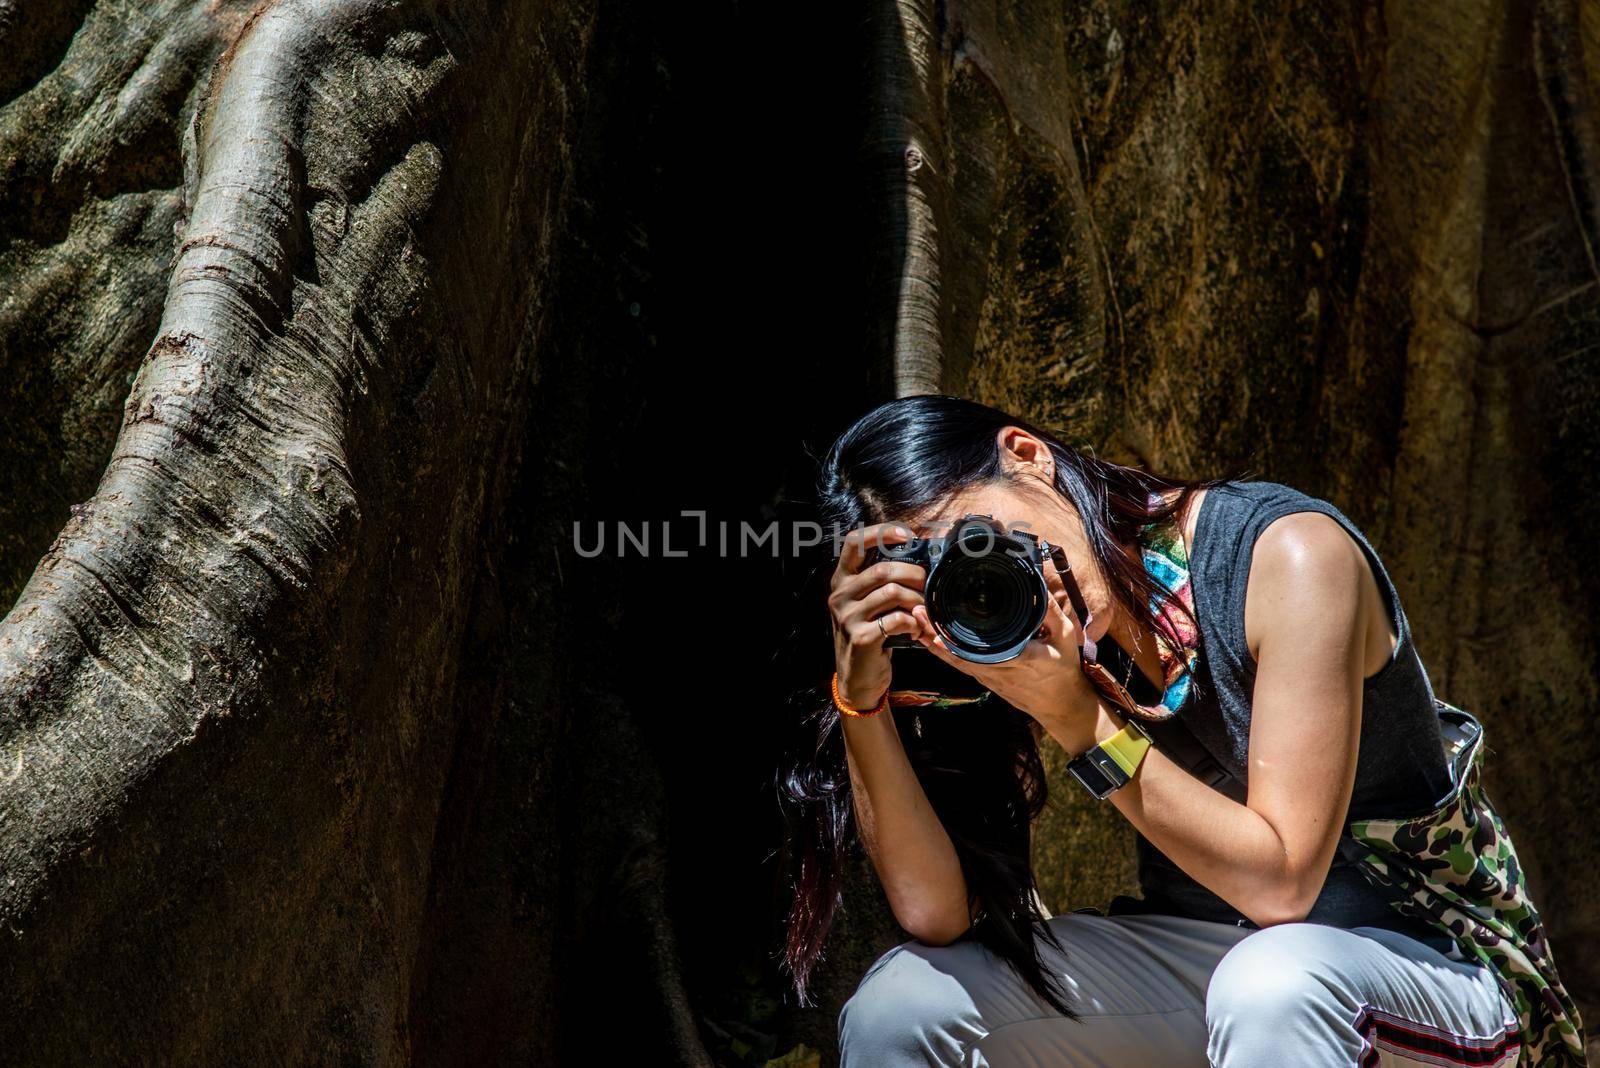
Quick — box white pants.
[837,913,1520,1066]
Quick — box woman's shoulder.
[1200,479,1370,547]
[1197,477,1409,667]
[1194,477,1402,640]
[1204,476,1384,559]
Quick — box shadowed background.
[0,0,1594,1065]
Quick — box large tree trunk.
[1,1,1595,1066]
[0,1,713,1063]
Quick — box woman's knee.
[1207,923,1342,1014]
[1205,924,1356,1064]
[837,940,987,1065]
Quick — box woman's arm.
[1057,511,1371,926]
[831,524,976,945]
[841,709,977,944]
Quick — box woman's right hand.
[828,523,932,709]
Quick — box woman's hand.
[912,559,1102,739]
[829,523,935,709]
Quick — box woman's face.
[901,429,1127,647]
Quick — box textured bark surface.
[0,1,715,1064]
[1,0,1595,1066]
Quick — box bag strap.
[1143,713,1248,803]
[1146,712,1375,874]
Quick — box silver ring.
[877,617,889,640]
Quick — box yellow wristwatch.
[1066,717,1152,800]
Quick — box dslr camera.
[869,514,1062,664]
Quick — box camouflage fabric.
[1344,698,1587,1067]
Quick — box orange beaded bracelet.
[831,672,890,718]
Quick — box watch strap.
[1099,720,1152,778]
[1066,720,1151,799]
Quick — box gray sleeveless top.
[1132,479,1455,941]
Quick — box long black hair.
[775,393,1235,1017]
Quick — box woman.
[778,394,1527,1067]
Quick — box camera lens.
[925,523,1048,663]
[944,556,1029,636]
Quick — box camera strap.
[1044,541,1246,802]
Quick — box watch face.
[1068,757,1118,800]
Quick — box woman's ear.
[996,426,1054,484]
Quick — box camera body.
[870,514,1053,664]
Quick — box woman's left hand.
[911,584,1103,735]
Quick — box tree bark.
[1,1,710,1063]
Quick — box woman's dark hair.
[775,393,1234,1017]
